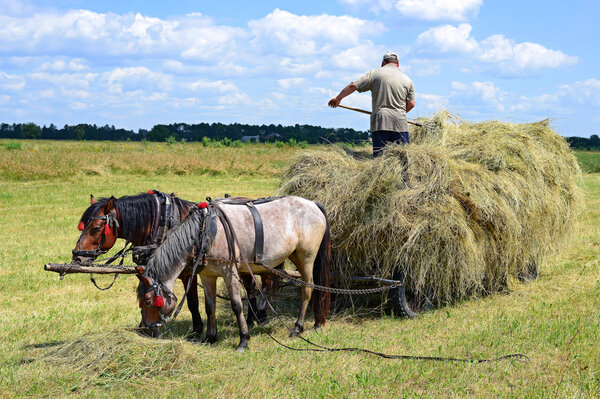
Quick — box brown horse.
[136,196,331,351]
[71,192,206,338]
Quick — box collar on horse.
[131,190,181,265]
[72,208,120,260]
[148,190,179,246]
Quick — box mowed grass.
[0,140,599,398]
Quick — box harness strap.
[246,202,264,265]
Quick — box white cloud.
[189,80,239,93]
[0,10,246,60]
[417,93,448,110]
[417,23,478,53]
[0,71,26,90]
[248,9,382,57]
[39,59,88,72]
[452,80,506,111]
[28,72,97,90]
[101,67,172,94]
[340,0,482,20]
[278,78,305,89]
[416,24,577,76]
[557,79,600,106]
[395,0,482,21]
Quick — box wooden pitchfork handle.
[337,104,423,127]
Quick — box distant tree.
[75,124,85,140]
[21,123,41,139]
[147,124,172,141]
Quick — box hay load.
[278,113,582,309]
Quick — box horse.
[72,192,279,337]
[71,191,207,338]
[135,196,331,351]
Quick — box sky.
[0,0,599,137]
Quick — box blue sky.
[1,0,598,137]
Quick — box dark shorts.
[372,130,409,157]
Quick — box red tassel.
[78,222,85,231]
[147,190,154,194]
[153,295,164,307]
[103,223,111,236]
[197,202,209,209]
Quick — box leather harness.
[213,196,282,265]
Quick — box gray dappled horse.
[136,196,331,351]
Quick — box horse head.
[72,194,119,264]
[136,270,177,337]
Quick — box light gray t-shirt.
[353,64,415,133]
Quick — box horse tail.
[311,201,331,327]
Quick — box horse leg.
[180,273,204,340]
[241,273,258,326]
[201,275,218,344]
[289,256,313,337]
[256,264,283,324]
[222,266,250,351]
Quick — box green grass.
[574,150,600,173]
[0,141,599,398]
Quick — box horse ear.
[90,194,96,205]
[105,196,116,211]
[136,274,153,286]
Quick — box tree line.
[0,122,369,144]
[3,122,598,149]
[565,135,600,150]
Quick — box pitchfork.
[336,104,439,133]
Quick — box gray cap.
[382,51,398,61]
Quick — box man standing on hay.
[328,51,415,157]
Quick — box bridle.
[72,208,120,261]
[139,277,178,330]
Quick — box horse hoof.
[202,336,217,345]
[289,325,303,337]
[236,345,248,352]
[187,331,203,342]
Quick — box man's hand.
[328,83,357,109]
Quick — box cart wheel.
[388,270,418,318]
[517,260,538,283]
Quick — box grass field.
[1,140,599,398]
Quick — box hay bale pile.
[278,113,582,308]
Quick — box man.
[328,51,415,157]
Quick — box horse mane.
[138,208,203,294]
[80,193,195,240]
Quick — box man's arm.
[406,100,415,113]
[328,83,357,108]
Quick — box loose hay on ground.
[38,330,187,386]
[278,113,583,309]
